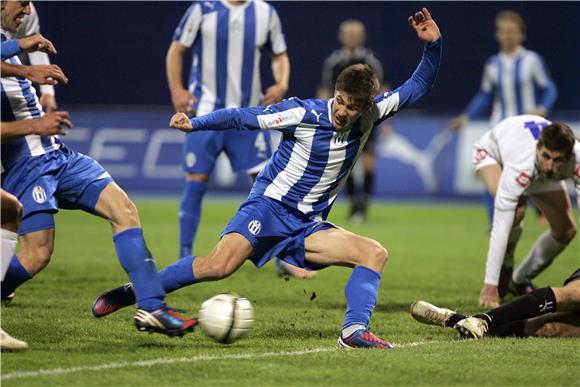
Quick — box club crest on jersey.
[334,131,349,144]
[32,186,47,204]
[475,148,488,162]
[248,220,262,235]
[515,171,532,188]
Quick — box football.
[199,293,254,344]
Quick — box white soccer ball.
[199,293,254,344]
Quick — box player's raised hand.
[408,8,441,44]
[32,111,72,136]
[170,112,194,132]
[18,34,57,54]
[263,83,287,105]
[25,64,69,86]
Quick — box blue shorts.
[221,195,336,271]
[183,129,271,174]
[1,145,113,235]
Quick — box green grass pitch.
[1,199,578,386]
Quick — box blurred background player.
[411,268,580,338]
[12,1,58,112]
[317,19,389,225]
[449,10,559,298]
[167,0,290,258]
[473,116,578,307]
[0,0,197,337]
[93,7,442,349]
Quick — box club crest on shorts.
[185,152,197,168]
[32,186,47,204]
[248,220,262,235]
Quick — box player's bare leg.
[93,182,197,337]
[513,189,576,289]
[305,228,393,348]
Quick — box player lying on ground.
[411,268,580,338]
[92,8,442,349]
[473,116,579,308]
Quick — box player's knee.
[553,224,576,245]
[1,195,23,229]
[113,198,141,229]
[366,240,388,269]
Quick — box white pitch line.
[1,340,450,380]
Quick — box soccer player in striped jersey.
[167,1,291,260]
[450,10,557,131]
[12,2,58,112]
[473,116,579,307]
[1,1,197,337]
[92,8,441,349]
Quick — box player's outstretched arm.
[374,9,442,121]
[1,112,72,143]
[408,8,441,44]
[19,34,57,55]
[0,63,68,85]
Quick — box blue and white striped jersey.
[1,30,59,171]
[173,0,287,116]
[190,39,442,217]
[464,47,557,126]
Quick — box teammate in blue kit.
[93,8,441,349]
[167,0,290,259]
[0,0,196,337]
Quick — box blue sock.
[343,266,381,329]
[484,191,494,225]
[158,255,197,293]
[179,180,208,258]
[113,228,164,311]
[1,256,32,297]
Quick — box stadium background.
[34,1,580,198]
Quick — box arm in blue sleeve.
[1,40,22,60]
[463,90,493,119]
[191,107,262,131]
[538,81,557,112]
[387,38,442,113]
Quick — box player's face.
[339,23,365,50]
[495,20,524,52]
[536,146,570,178]
[0,1,31,32]
[331,91,368,131]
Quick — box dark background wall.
[35,1,579,114]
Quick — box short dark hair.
[537,122,576,157]
[335,64,379,108]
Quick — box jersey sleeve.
[1,40,22,60]
[463,59,494,118]
[530,53,557,112]
[373,38,442,122]
[173,2,202,48]
[267,6,287,55]
[191,98,306,132]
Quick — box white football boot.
[410,300,455,327]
